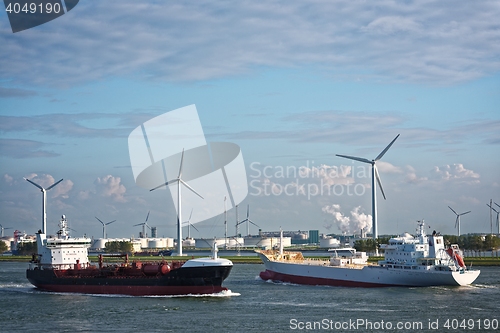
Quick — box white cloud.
[433,163,480,184]
[405,165,428,184]
[376,161,402,174]
[1,1,499,86]
[93,175,127,202]
[4,174,14,184]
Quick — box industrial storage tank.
[183,238,195,247]
[227,237,244,248]
[92,238,107,250]
[243,237,292,249]
[164,238,174,248]
[194,238,226,249]
[320,237,341,248]
[148,239,163,249]
[139,238,149,249]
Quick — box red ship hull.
[27,264,232,296]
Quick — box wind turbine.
[183,209,199,239]
[24,177,63,234]
[150,149,203,256]
[238,205,259,236]
[133,211,151,238]
[95,217,116,238]
[448,206,471,236]
[336,134,400,241]
[487,203,500,234]
[0,224,13,237]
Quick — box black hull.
[27,265,232,296]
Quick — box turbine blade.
[495,202,500,209]
[455,216,459,228]
[24,177,44,190]
[106,220,117,225]
[448,206,458,216]
[145,211,150,222]
[374,165,386,200]
[191,223,199,232]
[179,179,204,199]
[133,223,143,227]
[150,179,177,191]
[95,217,105,225]
[249,220,260,228]
[336,154,372,164]
[178,148,185,178]
[247,205,250,219]
[374,134,400,161]
[46,178,63,191]
[460,211,471,216]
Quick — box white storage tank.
[320,237,340,248]
[183,238,195,247]
[92,238,107,249]
[148,239,163,249]
[194,238,226,249]
[164,238,174,248]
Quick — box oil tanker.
[27,215,233,296]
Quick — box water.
[1,262,499,332]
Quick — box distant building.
[309,230,319,244]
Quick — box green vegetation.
[105,241,134,253]
[443,234,500,251]
[16,242,37,255]
[0,241,8,253]
[353,237,390,252]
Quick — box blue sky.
[1,1,499,240]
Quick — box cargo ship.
[27,215,233,296]
[257,221,480,287]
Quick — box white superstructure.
[34,215,91,269]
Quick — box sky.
[1,1,499,241]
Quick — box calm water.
[1,262,499,332]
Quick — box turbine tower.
[224,196,228,250]
[95,217,116,238]
[133,211,151,238]
[448,206,471,236]
[150,149,203,256]
[336,134,400,241]
[24,177,63,234]
[487,203,500,234]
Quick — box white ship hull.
[257,252,480,287]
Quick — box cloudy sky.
[1,1,499,240]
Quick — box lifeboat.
[446,248,466,268]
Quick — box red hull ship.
[27,216,233,296]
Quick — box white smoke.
[322,204,372,235]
